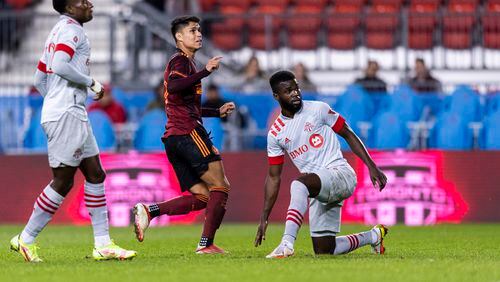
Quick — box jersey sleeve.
[317,102,346,133]
[267,132,285,165]
[55,25,82,59]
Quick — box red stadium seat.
[409,32,434,49]
[443,12,475,49]
[366,32,396,49]
[482,12,500,49]
[448,2,476,12]
[325,7,361,50]
[365,10,399,49]
[410,1,439,12]
[212,33,243,50]
[294,0,329,9]
[327,32,356,50]
[487,1,500,12]
[408,12,436,49]
[286,6,322,50]
[248,33,280,49]
[216,0,252,10]
[247,5,284,31]
[253,0,289,8]
[200,0,217,11]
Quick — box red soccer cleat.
[195,244,226,254]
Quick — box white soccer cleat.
[266,240,295,259]
[133,203,151,242]
[92,242,137,261]
[371,224,389,254]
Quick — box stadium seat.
[202,117,224,151]
[443,11,475,49]
[133,109,167,152]
[390,85,423,122]
[216,0,251,10]
[253,0,289,8]
[88,110,116,151]
[365,9,399,49]
[200,0,216,11]
[408,12,437,49]
[410,0,439,13]
[482,111,500,149]
[430,112,473,150]
[443,85,481,122]
[371,110,410,149]
[482,12,500,49]
[112,89,154,123]
[211,7,245,50]
[294,0,329,9]
[335,85,375,134]
[286,6,322,50]
[23,109,47,152]
[326,7,361,50]
[484,92,500,116]
[247,5,283,50]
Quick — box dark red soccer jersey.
[162,50,219,138]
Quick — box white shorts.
[42,112,99,168]
[309,164,357,237]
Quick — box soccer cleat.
[266,240,294,259]
[371,224,389,254]
[195,244,226,254]
[92,242,137,261]
[133,203,151,242]
[10,234,43,263]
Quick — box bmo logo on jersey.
[289,144,309,160]
[309,133,324,148]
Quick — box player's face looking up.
[273,79,303,115]
[66,0,94,24]
[175,22,203,52]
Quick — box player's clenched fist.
[206,56,222,72]
[219,102,235,118]
[91,79,105,101]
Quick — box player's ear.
[175,32,183,42]
[272,92,279,101]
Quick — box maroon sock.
[201,189,229,244]
[148,195,208,218]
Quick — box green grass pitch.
[1,224,499,282]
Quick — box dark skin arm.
[255,163,283,247]
[337,123,387,191]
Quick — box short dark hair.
[269,70,296,93]
[53,0,67,14]
[416,58,425,65]
[171,15,201,42]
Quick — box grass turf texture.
[1,224,499,282]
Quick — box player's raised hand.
[369,166,387,191]
[206,56,223,72]
[255,218,268,247]
[219,102,236,118]
[90,79,104,101]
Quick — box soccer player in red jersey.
[133,16,235,254]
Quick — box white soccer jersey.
[267,101,348,173]
[37,15,91,123]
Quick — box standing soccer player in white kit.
[9,0,136,262]
[255,70,389,258]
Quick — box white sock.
[282,181,309,245]
[20,184,64,244]
[333,230,375,255]
[84,181,111,248]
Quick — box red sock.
[201,187,229,243]
[148,194,208,218]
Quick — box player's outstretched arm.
[255,164,283,247]
[201,102,235,118]
[337,122,387,191]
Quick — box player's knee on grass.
[312,236,336,255]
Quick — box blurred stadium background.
[1,0,500,237]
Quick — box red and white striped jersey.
[38,15,91,123]
[267,101,348,173]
